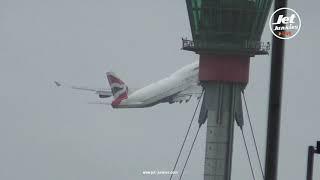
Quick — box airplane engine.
[99,94,111,98]
[170,95,192,104]
[97,90,112,98]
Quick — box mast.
[264,0,287,179]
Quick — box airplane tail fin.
[106,72,128,105]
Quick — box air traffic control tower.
[183,0,272,179]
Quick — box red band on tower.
[199,55,250,83]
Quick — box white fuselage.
[113,62,199,108]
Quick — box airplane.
[55,61,203,108]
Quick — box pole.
[306,146,315,180]
[264,0,287,179]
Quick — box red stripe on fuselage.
[111,93,128,107]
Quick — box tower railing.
[182,38,270,55]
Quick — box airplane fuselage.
[112,62,199,108]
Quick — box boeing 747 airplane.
[55,61,202,108]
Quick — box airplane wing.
[168,83,203,104]
[54,81,113,98]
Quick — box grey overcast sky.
[0,0,319,180]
